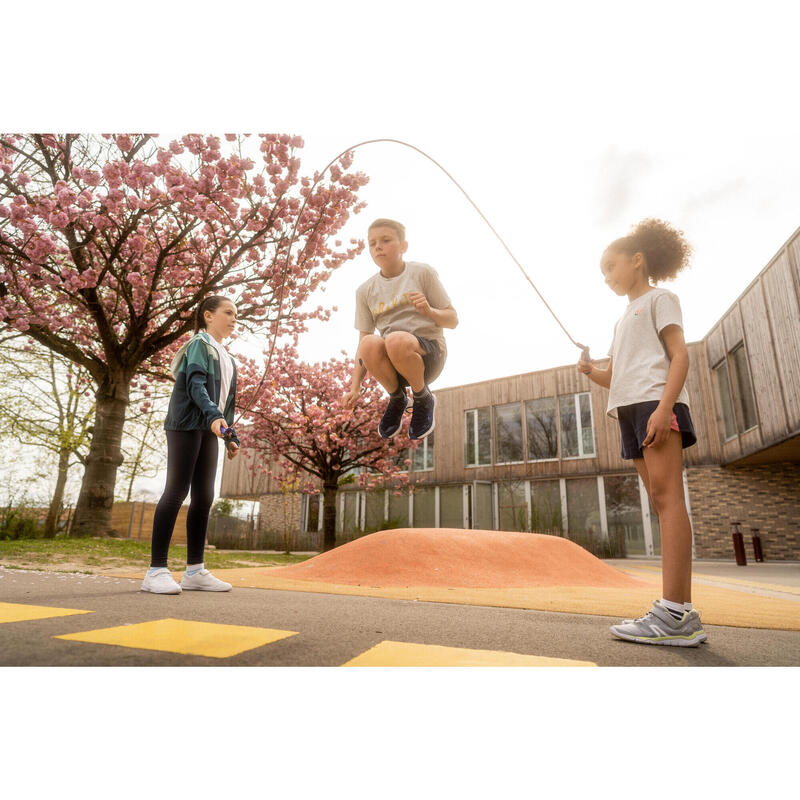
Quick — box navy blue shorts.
[617,401,697,460]
[397,335,446,388]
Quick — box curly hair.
[608,218,692,283]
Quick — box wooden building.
[221,224,800,560]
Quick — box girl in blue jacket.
[141,295,241,595]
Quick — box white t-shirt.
[606,287,690,417]
[208,334,234,414]
[354,261,452,350]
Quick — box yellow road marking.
[342,640,596,667]
[55,618,298,659]
[0,601,93,624]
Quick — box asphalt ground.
[2,566,798,666]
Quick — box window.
[465,407,492,466]
[439,485,465,528]
[338,491,361,533]
[388,490,410,528]
[494,403,524,463]
[498,480,528,530]
[714,343,758,440]
[411,430,435,471]
[729,344,758,431]
[303,494,320,532]
[559,393,595,458]
[525,397,558,460]
[565,477,602,550]
[364,490,385,530]
[604,475,644,556]
[713,359,737,440]
[530,480,562,534]
[412,486,435,527]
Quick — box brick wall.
[257,492,302,537]
[687,462,800,560]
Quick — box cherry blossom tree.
[0,134,367,536]
[237,348,414,551]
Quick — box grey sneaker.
[611,601,707,647]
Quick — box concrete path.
[2,567,798,667]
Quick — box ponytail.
[194,295,229,333]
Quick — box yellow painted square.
[342,640,596,667]
[54,618,298,658]
[0,601,93,624]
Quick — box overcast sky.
[7,0,800,501]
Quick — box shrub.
[0,508,43,541]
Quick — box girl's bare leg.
[641,432,692,603]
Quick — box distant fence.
[111,502,188,543]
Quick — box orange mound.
[263,528,644,589]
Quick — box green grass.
[0,536,313,574]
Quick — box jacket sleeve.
[224,361,241,447]
[185,338,225,428]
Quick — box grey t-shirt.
[354,261,452,350]
[607,287,690,417]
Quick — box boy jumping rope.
[343,218,458,440]
[578,218,706,646]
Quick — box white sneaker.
[141,568,181,594]
[180,568,232,592]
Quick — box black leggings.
[150,430,218,568]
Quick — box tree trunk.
[44,448,71,538]
[71,374,130,537]
[322,481,338,552]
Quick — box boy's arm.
[642,324,689,448]
[409,293,459,329]
[577,356,612,389]
[343,332,370,407]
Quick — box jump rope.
[220,138,590,443]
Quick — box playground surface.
[1,529,798,666]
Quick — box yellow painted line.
[55,618,298,659]
[621,566,800,596]
[342,640,596,667]
[106,569,800,630]
[0,601,93,624]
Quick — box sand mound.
[263,528,643,589]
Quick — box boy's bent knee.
[385,331,420,357]
[357,335,387,360]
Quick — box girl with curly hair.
[578,218,705,646]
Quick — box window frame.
[410,430,435,473]
[559,391,596,461]
[728,342,759,434]
[464,406,492,468]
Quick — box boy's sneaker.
[180,569,232,592]
[610,600,707,647]
[409,391,436,440]
[141,568,181,594]
[379,391,410,438]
